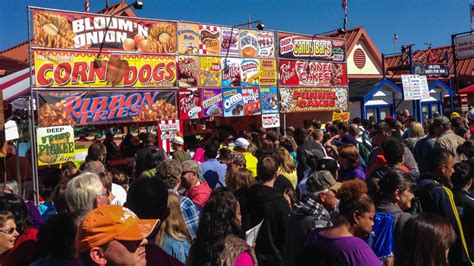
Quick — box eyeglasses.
[0,227,16,235]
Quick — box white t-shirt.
[111,183,127,206]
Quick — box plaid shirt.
[169,189,200,239]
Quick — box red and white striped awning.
[0,67,34,102]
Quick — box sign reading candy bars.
[278,60,347,86]
[223,88,243,117]
[201,88,223,117]
[32,8,177,53]
[278,32,345,62]
[242,87,261,116]
[35,50,176,88]
[37,90,177,126]
[178,88,202,120]
[279,87,348,113]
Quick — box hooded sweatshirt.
[246,183,290,266]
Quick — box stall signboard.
[221,58,242,87]
[177,56,200,87]
[223,88,243,117]
[259,59,277,86]
[257,31,275,58]
[279,87,348,113]
[157,119,183,153]
[32,8,177,53]
[454,34,474,60]
[220,27,240,56]
[278,60,347,86]
[200,57,222,86]
[201,88,223,117]
[239,30,259,58]
[37,126,75,166]
[177,22,200,54]
[260,87,279,114]
[413,63,449,77]
[262,113,280,128]
[278,32,345,62]
[35,50,176,88]
[242,87,261,116]
[199,24,221,55]
[241,59,259,86]
[401,74,430,100]
[37,90,178,126]
[178,88,202,120]
[332,111,350,122]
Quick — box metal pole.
[451,34,460,93]
[15,141,21,194]
[382,53,385,79]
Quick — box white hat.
[172,136,184,145]
[232,138,250,149]
[467,109,474,121]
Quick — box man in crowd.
[76,205,159,266]
[181,160,212,209]
[84,143,107,164]
[135,132,165,177]
[434,116,467,162]
[200,143,227,188]
[286,170,341,266]
[156,159,200,239]
[294,128,326,183]
[232,137,258,177]
[171,136,189,163]
[414,123,437,174]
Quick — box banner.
[279,87,348,113]
[37,126,75,166]
[177,56,200,87]
[32,8,177,53]
[200,57,222,86]
[260,87,279,114]
[221,58,242,87]
[157,120,183,153]
[262,113,280,128]
[257,31,275,58]
[201,88,223,117]
[241,59,259,86]
[178,88,202,120]
[259,59,277,86]
[332,111,350,122]
[455,34,474,60]
[35,50,176,88]
[223,88,243,117]
[239,30,259,57]
[177,22,200,54]
[220,27,240,56]
[413,63,449,77]
[37,90,177,126]
[242,87,261,116]
[278,60,347,86]
[278,32,345,61]
[199,24,220,55]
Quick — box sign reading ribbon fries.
[37,126,75,166]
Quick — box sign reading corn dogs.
[37,126,75,166]
[34,50,176,88]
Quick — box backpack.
[367,212,395,261]
[357,141,372,166]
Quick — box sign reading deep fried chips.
[35,50,176,88]
[279,87,348,113]
[37,126,75,166]
[278,32,345,62]
[32,8,177,53]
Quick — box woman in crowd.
[303,179,380,266]
[0,211,18,256]
[337,144,366,181]
[156,193,191,263]
[404,122,425,154]
[187,187,257,266]
[276,147,297,188]
[395,214,456,266]
[226,168,255,231]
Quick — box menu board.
[177,22,200,54]
[199,24,221,55]
[278,32,345,61]
[279,60,347,86]
[242,87,261,116]
[279,87,348,113]
[178,88,202,120]
[200,57,222,87]
[201,88,223,117]
[223,88,243,117]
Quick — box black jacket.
[296,141,325,183]
[135,145,164,176]
[246,183,290,266]
[453,189,474,256]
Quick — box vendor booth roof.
[459,84,474,94]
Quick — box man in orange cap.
[76,205,159,266]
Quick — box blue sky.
[0,0,471,54]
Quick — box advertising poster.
[240,59,259,86]
[279,87,348,113]
[201,88,223,117]
[278,32,345,62]
[239,30,259,58]
[177,56,200,87]
[260,87,279,114]
[35,50,176,88]
[223,88,243,117]
[220,27,240,56]
[262,114,280,128]
[221,58,242,87]
[178,88,202,120]
[257,31,275,58]
[157,119,183,153]
[32,8,177,53]
[259,59,277,86]
[199,24,220,55]
[200,57,222,87]
[332,111,350,122]
[242,87,261,116]
[278,60,347,86]
[177,22,200,54]
[37,90,177,126]
[37,126,75,166]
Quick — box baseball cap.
[316,157,339,173]
[172,136,184,145]
[450,112,461,120]
[467,109,474,121]
[232,138,250,149]
[76,205,158,252]
[432,116,451,127]
[306,170,342,193]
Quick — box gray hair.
[3,181,19,195]
[65,172,103,220]
[82,161,106,175]
[181,160,201,175]
[156,159,182,188]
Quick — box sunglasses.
[0,227,16,235]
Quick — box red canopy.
[459,84,474,94]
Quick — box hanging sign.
[413,63,449,77]
[278,32,345,61]
[262,114,280,128]
[37,126,75,166]
[178,88,202,120]
[279,87,348,113]
[278,60,347,86]
[223,88,243,117]
[157,120,183,153]
[201,88,223,117]
[242,87,261,116]
[332,111,350,122]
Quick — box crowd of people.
[0,108,473,265]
